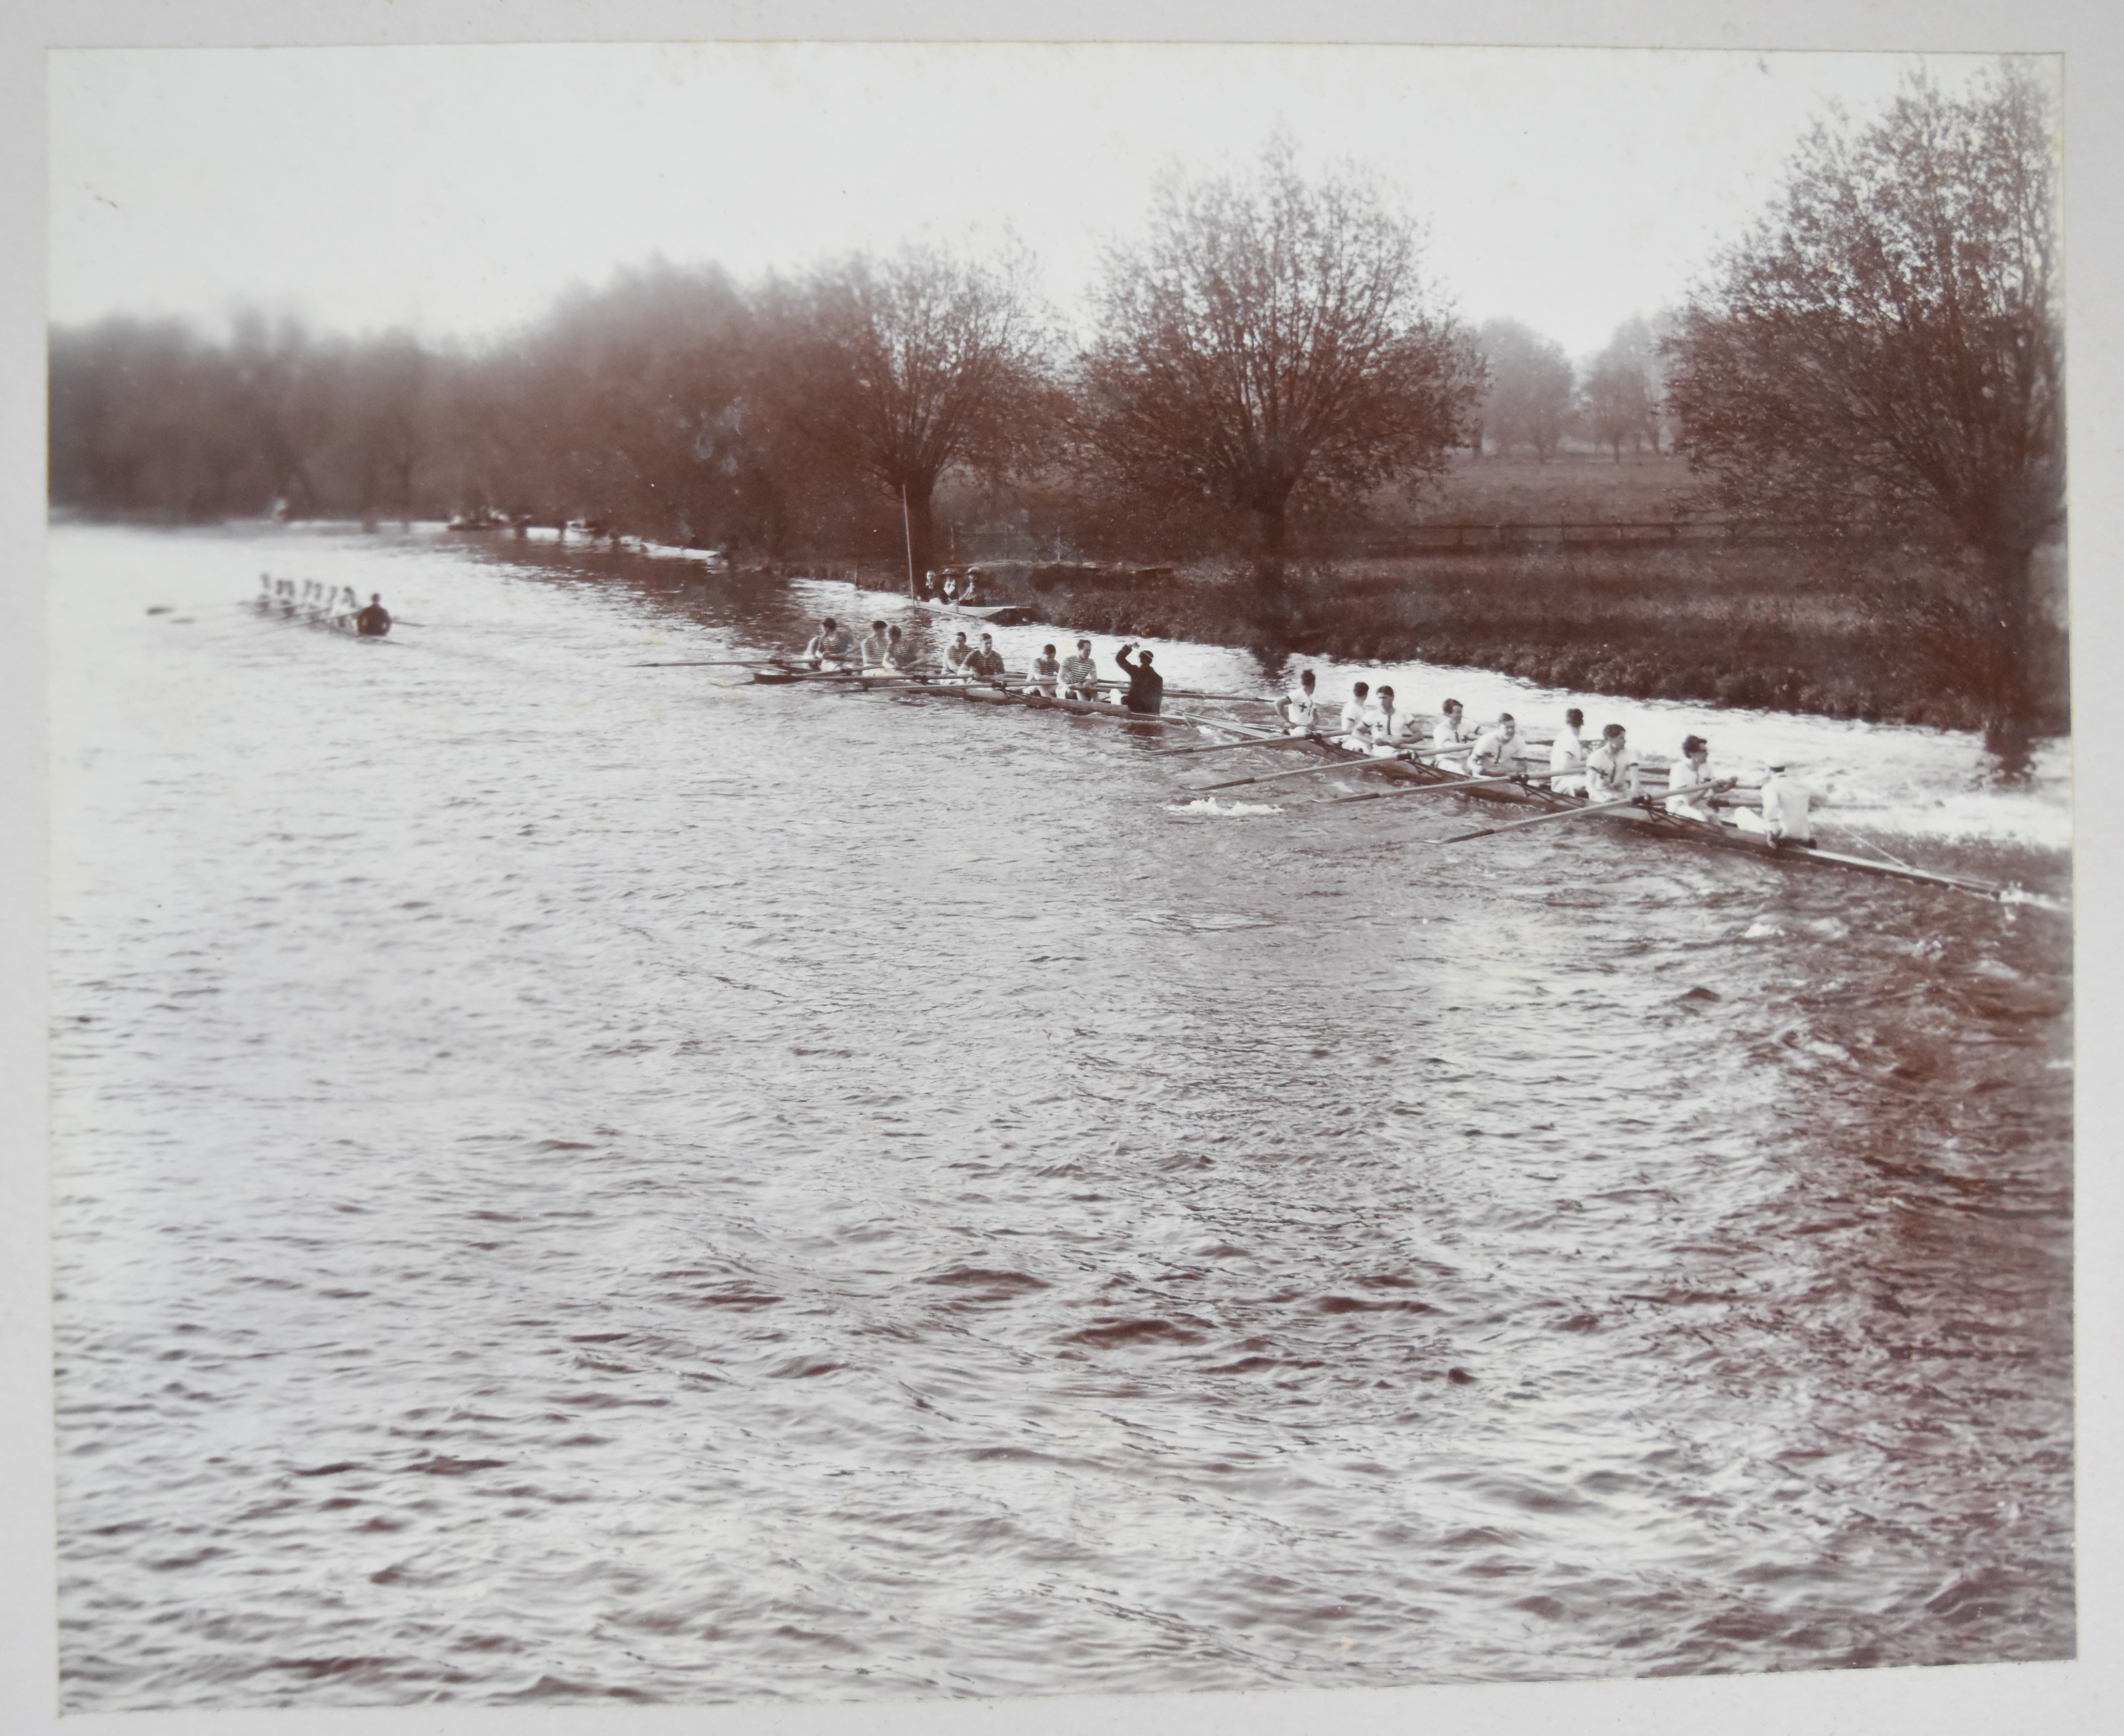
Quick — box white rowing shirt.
[1282,687,1319,732]
[1469,727,1518,775]
[1758,772,1815,841]
[1583,742,1637,800]
[1370,705,1415,752]
[1664,756,1718,821]
[1340,697,1375,744]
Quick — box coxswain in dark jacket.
[354,593,392,636]
[1115,644,1164,713]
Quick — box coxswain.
[942,630,975,678]
[1277,669,1319,735]
[1428,698,1474,772]
[1736,761,1817,845]
[1060,639,1100,701]
[1663,735,1736,823]
[803,616,854,669]
[1549,707,1588,795]
[966,632,1007,684]
[1367,685,1417,756]
[354,592,392,637]
[1582,723,1641,801]
[883,624,917,672]
[1338,681,1374,748]
[1115,643,1164,713]
[1028,643,1061,697]
[1468,713,1521,778]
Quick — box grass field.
[1385,450,1699,526]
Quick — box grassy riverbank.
[961,455,2068,737]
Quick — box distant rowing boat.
[248,596,402,643]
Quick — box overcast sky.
[49,42,2017,360]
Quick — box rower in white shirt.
[858,619,893,673]
[1549,708,1588,795]
[1277,669,1320,735]
[1059,639,1100,701]
[1428,697,1474,771]
[1581,723,1642,801]
[941,631,975,679]
[1467,713,1522,778]
[1337,681,1375,750]
[1736,761,1817,845]
[1662,734,1736,822]
[803,616,857,670]
[1366,686,1417,756]
[1028,643,1061,696]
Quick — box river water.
[47,522,2075,1710]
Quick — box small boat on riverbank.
[914,599,1036,626]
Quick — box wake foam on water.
[1164,798,1284,817]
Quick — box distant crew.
[1277,669,1319,735]
[967,632,1007,682]
[1060,639,1100,701]
[1663,735,1736,822]
[1028,644,1061,697]
[1549,707,1588,795]
[1582,723,1640,801]
[354,593,392,637]
[1115,643,1164,713]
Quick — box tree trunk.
[901,478,939,590]
[1978,542,2043,759]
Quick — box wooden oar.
[1191,746,1446,793]
[1151,732,1324,758]
[632,658,791,668]
[1333,767,1562,803]
[1442,792,1682,844]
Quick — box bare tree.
[775,243,1055,580]
[1665,62,2062,732]
[1476,319,1575,462]
[1078,141,1481,559]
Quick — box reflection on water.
[49,523,2072,1709]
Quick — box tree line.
[49,66,2061,731]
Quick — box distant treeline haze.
[50,67,2061,733]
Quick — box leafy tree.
[1579,315,1666,460]
[1475,319,1575,461]
[1664,62,2062,732]
[774,243,1055,581]
[1079,141,1481,559]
